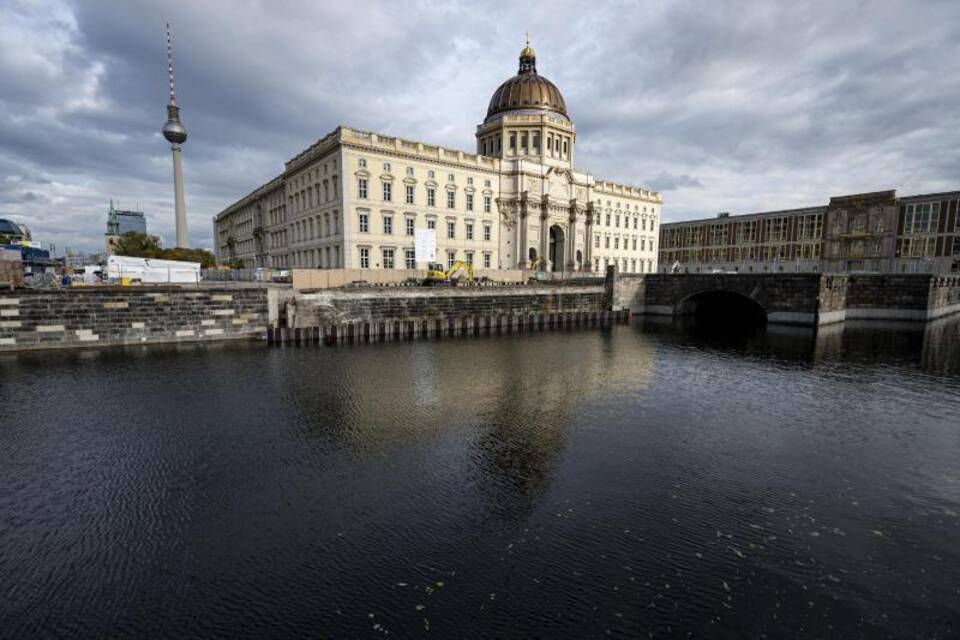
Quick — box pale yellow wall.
[341,137,501,270]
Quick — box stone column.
[540,194,550,268]
[583,202,595,272]
[518,195,529,268]
[567,199,578,271]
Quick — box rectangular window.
[466,193,474,211]
[605,236,610,248]
[405,249,416,269]
[709,224,729,245]
[359,247,369,268]
[615,215,620,228]
[736,220,757,244]
[358,178,368,199]
[427,188,436,207]
[521,133,528,150]
[383,216,393,235]
[904,203,941,234]
[427,219,436,230]
[483,252,491,268]
[594,235,600,248]
[606,214,611,226]
[532,133,540,152]
[614,237,620,249]
[509,133,516,149]
[466,223,474,240]
[358,213,369,233]
[767,217,787,242]
[382,248,394,269]
[483,224,491,241]
[484,196,491,213]
[405,218,415,236]
[447,221,456,239]
[405,185,414,204]
[447,191,455,209]
[382,182,392,202]
[798,214,823,240]
[632,237,637,250]
[447,250,456,269]
[465,251,474,265]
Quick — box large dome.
[485,41,567,122]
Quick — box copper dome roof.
[485,42,567,122]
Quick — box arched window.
[529,247,537,261]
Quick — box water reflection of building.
[281,333,657,521]
[919,317,960,375]
[808,318,960,375]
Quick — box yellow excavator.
[528,255,548,281]
[423,260,475,285]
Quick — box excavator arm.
[446,260,474,283]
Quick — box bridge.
[612,272,960,327]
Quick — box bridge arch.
[676,289,768,330]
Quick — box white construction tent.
[106,255,201,284]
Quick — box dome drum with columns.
[476,38,576,168]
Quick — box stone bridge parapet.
[612,272,960,326]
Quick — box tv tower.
[161,23,189,248]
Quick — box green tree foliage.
[113,232,163,258]
[164,247,216,268]
[0,234,10,246]
[113,232,216,268]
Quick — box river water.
[1,318,959,638]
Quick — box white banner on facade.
[414,229,437,264]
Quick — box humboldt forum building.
[213,42,661,274]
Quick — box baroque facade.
[659,190,960,275]
[214,42,661,273]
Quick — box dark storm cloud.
[1,0,958,253]
[652,173,703,191]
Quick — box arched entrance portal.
[548,225,565,272]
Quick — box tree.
[113,232,163,258]
[0,235,10,246]
[163,247,216,268]
[112,231,216,268]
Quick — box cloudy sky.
[1,0,958,254]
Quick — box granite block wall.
[0,287,268,351]
[288,285,608,328]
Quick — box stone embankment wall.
[0,287,267,352]
[282,285,607,329]
[843,275,960,321]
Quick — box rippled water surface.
[2,318,960,638]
